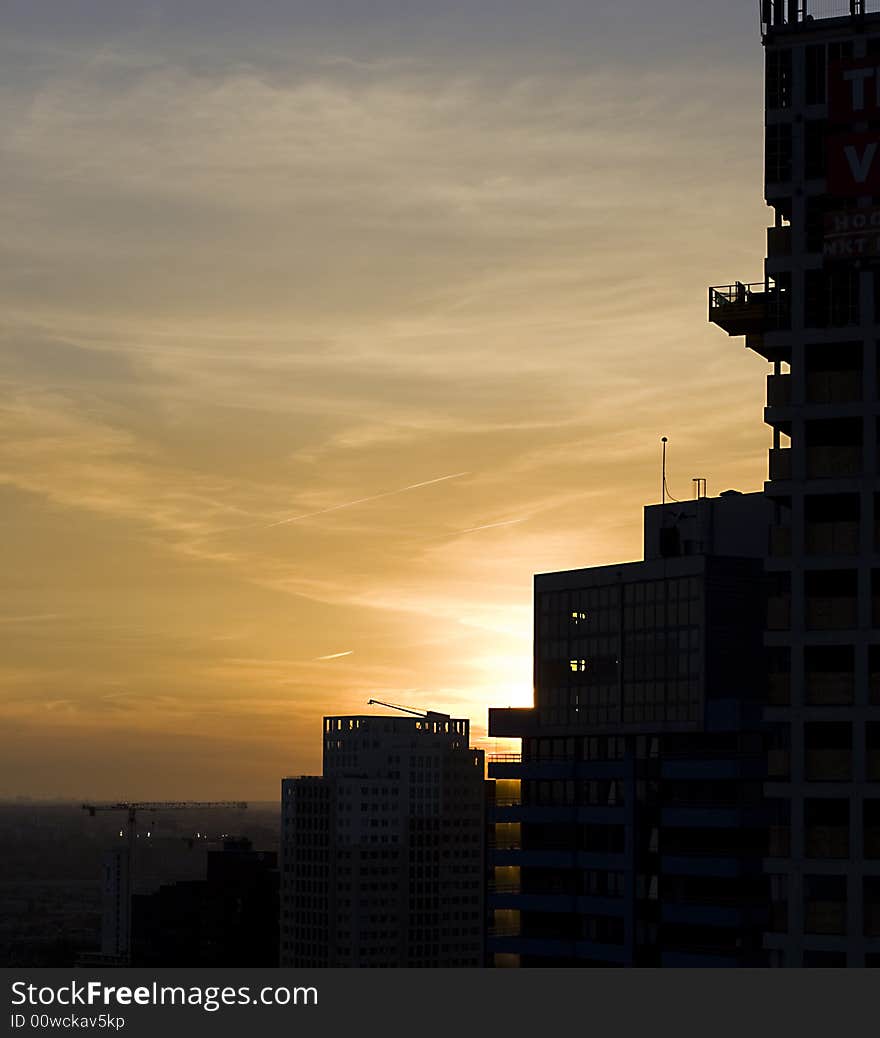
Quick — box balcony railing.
[488,923,521,938]
[805,748,852,781]
[806,445,862,479]
[769,526,792,557]
[767,673,791,706]
[768,825,791,857]
[805,825,849,858]
[805,672,854,705]
[805,597,858,630]
[767,595,792,631]
[492,795,522,808]
[767,373,792,407]
[709,282,789,337]
[767,748,791,780]
[806,371,862,405]
[805,521,859,555]
[769,448,792,481]
[489,881,522,895]
[804,901,846,936]
[763,1,880,31]
[767,225,792,258]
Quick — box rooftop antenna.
[661,437,668,505]
[692,477,707,500]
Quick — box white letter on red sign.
[844,142,879,183]
[844,67,875,111]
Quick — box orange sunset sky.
[1,0,771,799]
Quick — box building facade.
[708,0,880,966]
[131,839,279,967]
[488,494,774,966]
[281,712,485,967]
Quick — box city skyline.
[2,0,770,799]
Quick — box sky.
[0,0,771,799]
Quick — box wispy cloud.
[0,6,768,797]
[456,518,527,535]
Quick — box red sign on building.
[824,206,880,261]
[827,132,880,197]
[829,58,880,123]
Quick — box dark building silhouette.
[709,0,880,967]
[487,493,775,966]
[281,713,485,967]
[487,0,880,968]
[130,838,279,967]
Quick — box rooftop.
[763,0,880,34]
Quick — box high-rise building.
[487,492,774,966]
[280,712,485,967]
[708,0,880,967]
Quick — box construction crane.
[367,698,428,717]
[82,801,247,849]
[367,699,451,720]
[81,800,247,962]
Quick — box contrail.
[316,650,353,661]
[457,518,527,535]
[267,472,470,528]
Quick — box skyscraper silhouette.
[709,0,880,967]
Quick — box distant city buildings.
[281,712,485,967]
[132,838,279,967]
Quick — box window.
[767,49,792,109]
[766,123,792,183]
[804,875,847,936]
[805,44,826,105]
[804,120,826,179]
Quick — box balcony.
[708,282,788,336]
[768,448,792,481]
[489,909,521,939]
[805,748,852,781]
[767,672,791,706]
[769,526,792,557]
[767,373,792,407]
[804,901,846,937]
[805,596,857,630]
[492,823,522,851]
[805,825,849,859]
[488,708,538,739]
[767,225,791,258]
[768,825,791,857]
[767,748,791,780]
[806,445,862,479]
[806,371,862,405]
[805,672,854,706]
[805,521,859,555]
[767,595,791,631]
